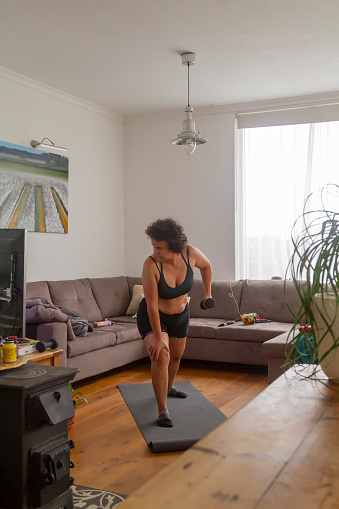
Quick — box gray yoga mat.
[118,380,227,453]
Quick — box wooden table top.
[121,365,339,509]
[24,347,63,362]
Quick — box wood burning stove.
[0,361,79,509]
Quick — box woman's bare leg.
[144,332,170,411]
[168,337,186,393]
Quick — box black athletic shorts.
[137,297,190,339]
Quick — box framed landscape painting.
[0,141,68,233]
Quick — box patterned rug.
[72,485,127,508]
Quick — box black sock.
[168,386,187,398]
[158,410,173,427]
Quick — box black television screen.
[0,229,27,339]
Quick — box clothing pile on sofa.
[26,297,93,338]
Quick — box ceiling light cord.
[170,52,207,155]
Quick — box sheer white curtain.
[236,120,339,279]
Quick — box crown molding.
[2,64,339,125]
[124,90,339,124]
[0,66,123,123]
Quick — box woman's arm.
[189,246,213,300]
[142,258,169,360]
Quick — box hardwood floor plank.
[70,359,268,496]
[75,439,147,491]
[220,379,269,418]
[105,458,170,496]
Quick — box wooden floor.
[69,359,268,497]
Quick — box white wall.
[124,110,236,279]
[0,69,125,282]
[124,92,339,280]
[4,67,339,284]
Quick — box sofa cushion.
[89,277,131,318]
[113,323,142,344]
[239,279,300,323]
[215,321,292,342]
[67,322,141,358]
[111,315,139,324]
[26,281,53,303]
[48,279,102,322]
[189,280,243,320]
[187,318,221,339]
[67,327,117,357]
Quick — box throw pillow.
[126,285,144,315]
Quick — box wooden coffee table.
[121,365,339,509]
[24,347,64,367]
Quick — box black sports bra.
[149,247,194,300]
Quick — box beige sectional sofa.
[26,277,299,382]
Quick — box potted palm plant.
[286,184,339,382]
[68,382,88,406]
[68,382,88,429]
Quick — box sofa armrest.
[31,322,68,368]
[261,332,296,383]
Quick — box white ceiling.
[2,0,339,116]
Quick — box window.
[236,108,339,280]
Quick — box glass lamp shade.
[182,139,196,155]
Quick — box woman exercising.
[137,218,213,427]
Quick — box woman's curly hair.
[145,218,188,254]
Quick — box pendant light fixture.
[170,52,207,155]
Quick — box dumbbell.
[200,298,216,310]
[36,338,59,353]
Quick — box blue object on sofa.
[295,333,318,364]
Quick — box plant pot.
[313,292,339,381]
